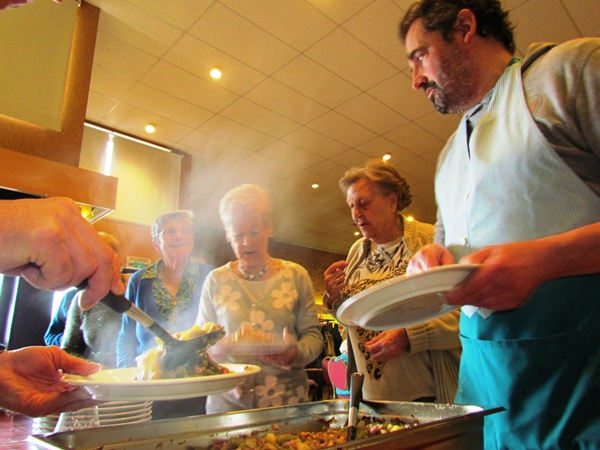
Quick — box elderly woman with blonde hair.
[324,159,461,404]
[197,183,323,414]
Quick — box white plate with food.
[336,264,479,330]
[63,364,261,401]
[211,340,293,356]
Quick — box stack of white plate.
[98,401,152,426]
[32,401,153,434]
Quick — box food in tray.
[136,322,229,380]
[193,416,415,450]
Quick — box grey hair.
[339,159,413,212]
[219,184,273,229]
[150,210,194,244]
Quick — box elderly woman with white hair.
[197,183,323,414]
[116,210,214,418]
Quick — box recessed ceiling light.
[354,231,360,236]
[405,215,414,222]
[145,123,156,133]
[210,67,222,79]
[311,183,319,189]
[383,152,391,161]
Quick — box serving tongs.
[347,372,365,441]
[80,284,225,371]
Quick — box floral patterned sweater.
[197,259,323,414]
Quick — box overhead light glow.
[103,133,114,176]
[145,123,156,133]
[406,216,414,222]
[354,231,360,236]
[210,67,222,79]
[383,152,391,161]
[311,183,319,189]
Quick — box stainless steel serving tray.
[28,400,501,450]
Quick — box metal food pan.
[28,400,500,450]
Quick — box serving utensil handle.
[347,372,364,441]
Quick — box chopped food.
[136,323,228,380]
[193,416,415,449]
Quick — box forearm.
[295,327,323,367]
[405,310,461,354]
[534,221,600,281]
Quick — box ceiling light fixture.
[354,231,360,236]
[383,152,391,161]
[210,67,222,79]
[145,123,156,133]
[311,183,319,189]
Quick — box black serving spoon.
[347,372,365,441]
[80,283,225,371]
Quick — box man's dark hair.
[399,0,515,54]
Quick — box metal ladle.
[347,372,365,441]
[83,285,225,371]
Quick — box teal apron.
[436,61,600,449]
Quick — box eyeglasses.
[159,228,192,238]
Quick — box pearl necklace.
[238,263,269,280]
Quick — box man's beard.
[426,47,476,115]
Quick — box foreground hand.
[446,241,549,311]
[365,329,409,364]
[323,260,348,306]
[0,346,101,417]
[0,198,125,309]
[0,0,63,10]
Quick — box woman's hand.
[406,243,456,276]
[258,327,298,368]
[365,329,409,364]
[0,346,101,417]
[323,260,348,307]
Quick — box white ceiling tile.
[97,3,182,57]
[104,102,193,142]
[368,72,433,120]
[124,0,214,30]
[329,149,374,170]
[198,115,276,151]
[342,0,408,70]
[305,28,399,90]
[355,136,416,163]
[89,64,136,99]
[220,0,337,51]
[308,159,349,182]
[122,83,214,129]
[510,0,581,54]
[282,127,349,159]
[188,3,299,75]
[307,111,377,147]
[93,31,158,80]
[259,141,324,170]
[304,0,373,24]
[245,78,329,123]
[162,34,266,96]
[180,130,253,162]
[336,93,408,135]
[220,98,301,139]
[238,153,301,179]
[272,55,361,109]
[283,170,339,192]
[561,0,600,37]
[142,61,239,113]
[385,122,445,156]
[396,156,437,184]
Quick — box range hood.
[0,146,117,223]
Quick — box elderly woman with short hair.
[197,183,323,414]
[116,210,214,418]
[324,159,461,404]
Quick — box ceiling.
[83,0,599,255]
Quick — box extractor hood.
[0,146,117,223]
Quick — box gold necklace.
[238,263,269,280]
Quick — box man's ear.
[455,8,477,43]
